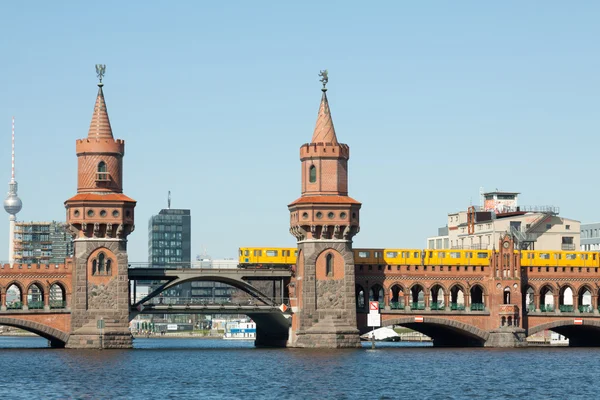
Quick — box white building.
[428,191,580,251]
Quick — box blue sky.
[1,1,599,261]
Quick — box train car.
[382,249,423,266]
[353,249,385,266]
[521,250,600,268]
[424,249,491,266]
[238,247,297,268]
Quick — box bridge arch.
[382,317,489,347]
[528,319,600,346]
[0,317,68,347]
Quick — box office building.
[13,221,73,264]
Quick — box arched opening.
[501,316,506,326]
[524,286,535,312]
[369,284,384,308]
[98,161,107,173]
[92,259,97,275]
[559,286,574,312]
[106,259,112,275]
[429,284,445,310]
[410,284,425,310]
[98,253,105,274]
[503,287,511,305]
[578,286,592,313]
[325,253,333,277]
[470,285,484,311]
[381,317,488,347]
[355,284,365,310]
[540,285,554,312]
[27,284,44,309]
[97,161,108,181]
[449,285,465,311]
[390,285,404,310]
[49,283,66,309]
[6,284,22,309]
[507,316,513,326]
[309,165,317,183]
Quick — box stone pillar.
[43,290,50,311]
[534,293,540,313]
[573,292,579,313]
[288,241,360,348]
[424,290,430,311]
[22,290,28,310]
[384,288,390,310]
[553,293,559,312]
[0,290,4,311]
[404,292,411,311]
[593,295,599,315]
[66,240,132,349]
[443,292,450,310]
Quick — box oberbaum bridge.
[1,68,600,349]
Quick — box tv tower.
[4,117,22,264]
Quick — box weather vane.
[319,69,328,89]
[95,64,106,83]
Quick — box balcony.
[559,305,574,312]
[390,301,404,310]
[96,172,111,182]
[499,304,519,315]
[430,303,445,311]
[561,244,576,251]
[470,303,485,311]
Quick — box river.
[0,337,598,399]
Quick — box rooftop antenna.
[167,191,171,209]
[479,187,484,209]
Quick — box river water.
[0,337,598,399]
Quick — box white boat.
[360,327,401,342]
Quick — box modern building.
[428,191,580,251]
[580,223,600,251]
[190,256,238,302]
[13,221,73,264]
[148,208,191,267]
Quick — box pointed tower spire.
[311,70,338,145]
[88,64,113,139]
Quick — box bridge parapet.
[0,262,71,272]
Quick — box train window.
[581,254,588,260]
[254,250,263,256]
[266,250,278,257]
[528,253,534,259]
[555,254,561,260]
[595,254,597,261]
[566,254,576,260]
[401,251,408,258]
[466,252,473,259]
[539,253,550,259]
[358,251,369,258]
[414,252,419,258]
[239,250,243,256]
[295,251,298,256]
[450,252,461,259]
[386,252,398,258]
[429,251,433,258]
[438,252,446,258]
[244,250,249,256]
[477,252,488,259]
[374,252,381,258]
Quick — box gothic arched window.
[309,165,317,183]
[326,253,333,277]
[98,253,105,274]
[97,161,108,181]
[92,252,113,276]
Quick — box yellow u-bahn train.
[238,247,600,269]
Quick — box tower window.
[96,161,110,181]
[309,165,317,183]
[92,252,113,276]
[326,253,333,277]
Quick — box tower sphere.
[4,193,22,215]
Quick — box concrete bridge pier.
[484,327,528,348]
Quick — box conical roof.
[311,89,338,144]
[87,84,113,139]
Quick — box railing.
[561,244,576,251]
[559,305,574,312]
[379,301,385,310]
[470,303,485,311]
[410,303,425,311]
[540,304,554,312]
[579,305,593,313]
[450,303,466,311]
[389,302,405,310]
[49,300,66,309]
[28,301,44,310]
[142,297,289,307]
[430,303,445,311]
[96,172,111,182]
[527,303,536,312]
[7,302,22,310]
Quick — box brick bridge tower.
[64,66,136,348]
[288,72,361,348]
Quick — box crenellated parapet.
[300,142,349,160]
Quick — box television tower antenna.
[4,117,23,264]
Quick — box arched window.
[98,253,105,274]
[97,161,108,181]
[504,287,511,305]
[92,259,97,275]
[326,253,333,277]
[309,165,317,183]
[106,259,112,275]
